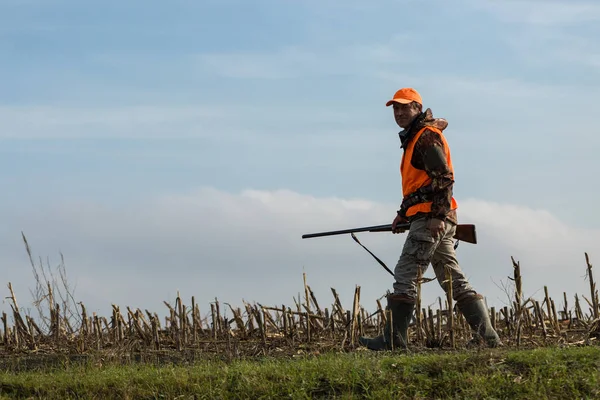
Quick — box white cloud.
[470,1,600,70]
[3,69,597,143]
[2,188,598,322]
[377,73,560,101]
[475,0,600,26]
[0,105,229,139]
[196,35,412,80]
[0,103,375,140]
[503,29,600,70]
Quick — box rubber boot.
[457,297,502,348]
[358,295,415,351]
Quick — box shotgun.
[302,222,477,244]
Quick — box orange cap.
[385,88,422,106]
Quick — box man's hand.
[392,213,408,233]
[428,218,445,238]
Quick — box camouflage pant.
[393,216,477,303]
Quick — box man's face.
[393,102,421,129]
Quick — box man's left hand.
[428,218,445,239]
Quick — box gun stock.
[302,222,477,244]
[454,224,477,244]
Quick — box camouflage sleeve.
[411,129,455,220]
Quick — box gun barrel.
[301,223,410,239]
[302,222,477,244]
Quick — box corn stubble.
[1,235,600,360]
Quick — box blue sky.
[2,0,600,320]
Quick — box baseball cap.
[385,88,422,107]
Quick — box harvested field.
[1,236,599,367]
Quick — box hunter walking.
[358,88,501,350]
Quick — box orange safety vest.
[400,126,458,217]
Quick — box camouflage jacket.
[398,108,457,224]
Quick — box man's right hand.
[392,213,408,233]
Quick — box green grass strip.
[1,346,600,399]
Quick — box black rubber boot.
[457,297,502,348]
[358,295,415,351]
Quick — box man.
[358,88,501,351]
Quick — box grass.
[1,345,600,399]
